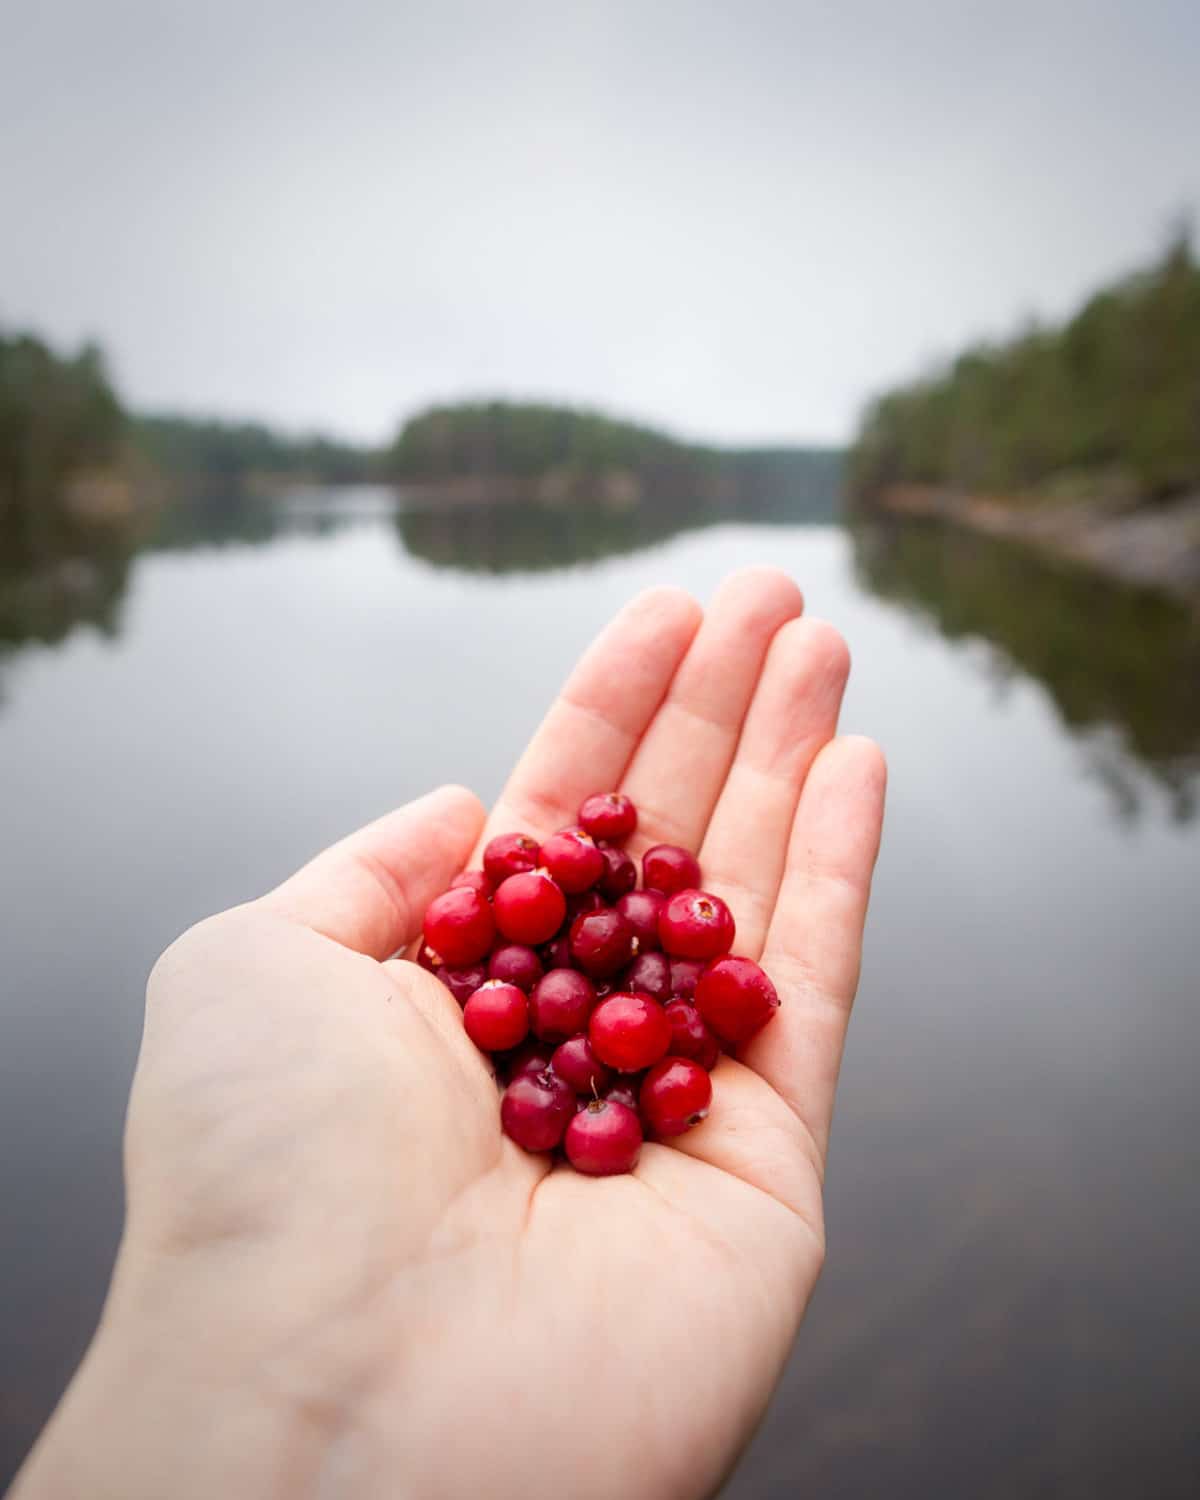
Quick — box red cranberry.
[493,870,567,945]
[488,943,543,992]
[416,941,441,971]
[605,1081,640,1111]
[540,932,575,970]
[668,957,706,1000]
[501,1069,574,1152]
[529,968,596,1043]
[564,1099,642,1175]
[578,792,638,844]
[422,886,495,966]
[622,950,672,1003]
[463,981,529,1052]
[483,832,541,884]
[550,1034,614,1095]
[642,844,702,895]
[570,907,636,979]
[438,962,489,1006]
[663,1000,721,1069]
[695,955,780,1044]
[449,869,493,898]
[615,889,664,952]
[658,889,735,960]
[589,993,671,1073]
[596,845,637,899]
[540,828,605,894]
[565,888,606,922]
[639,1057,713,1136]
[504,1040,555,1081]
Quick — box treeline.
[2,330,840,568]
[0,332,126,551]
[851,231,1200,504]
[134,414,375,490]
[385,400,842,519]
[0,326,377,559]
[387,400,691,480]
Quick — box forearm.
[10,1258,333,1500]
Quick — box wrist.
[10,1241,351,1500]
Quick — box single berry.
[668,957,706,1000]
[540,932,575,970]
[529,968,597,1042]
[540,828,605,894]
[501,1069,574,1153]
[494,870,567,945]
[642,844,702,895]
[604,1081,640,1111]
[578,792,638,844]
[504,1040,555,1081]
[564,1099,643,1175]
[596,845,637,899]
[570,907,637,979]
[438,962,489,1006]
[589,992,672,1073]
[488,943,543,992]
[616,889,665,951]
[449,869,493,899]
[463,981,529,1052]
[694,955,780,1044]
[422,886,496,966]
[483,832,541,884]
[658,889,735,960]
[639,1057,713,1137]
[622,950,672,1003]
[551,1034,614,1094]
[663,1000,721,1069]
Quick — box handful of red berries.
[418,792,780,1176]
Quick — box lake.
[2,487,1198,1495]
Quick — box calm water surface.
[2,491,1198,1495]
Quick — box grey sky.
[2,0,1197,444]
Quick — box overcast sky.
[2,0,1196,445]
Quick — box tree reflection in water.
[852,517,1200,823]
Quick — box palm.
[127,570,884,1500]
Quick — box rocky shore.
[875,485,1200,603]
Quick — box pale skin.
[12,568,886,1500]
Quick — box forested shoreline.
[1,337,840,570]
[0,331,378,561]
[850,232,1200,506]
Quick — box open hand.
[13,569,885,1500]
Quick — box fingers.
[259,785,487,959]
[482,586,703,843]
[696,618,851,960]
[620,568,805,852]
[748,736,887,1163]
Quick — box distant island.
[385,400,841,524]
[849,230,1200,598]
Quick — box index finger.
[480,585,703,845]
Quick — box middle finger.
[620,567,803,854]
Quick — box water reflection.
[852,517,1200,821]
[0,543,132,652]
[3,481,1199,833]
